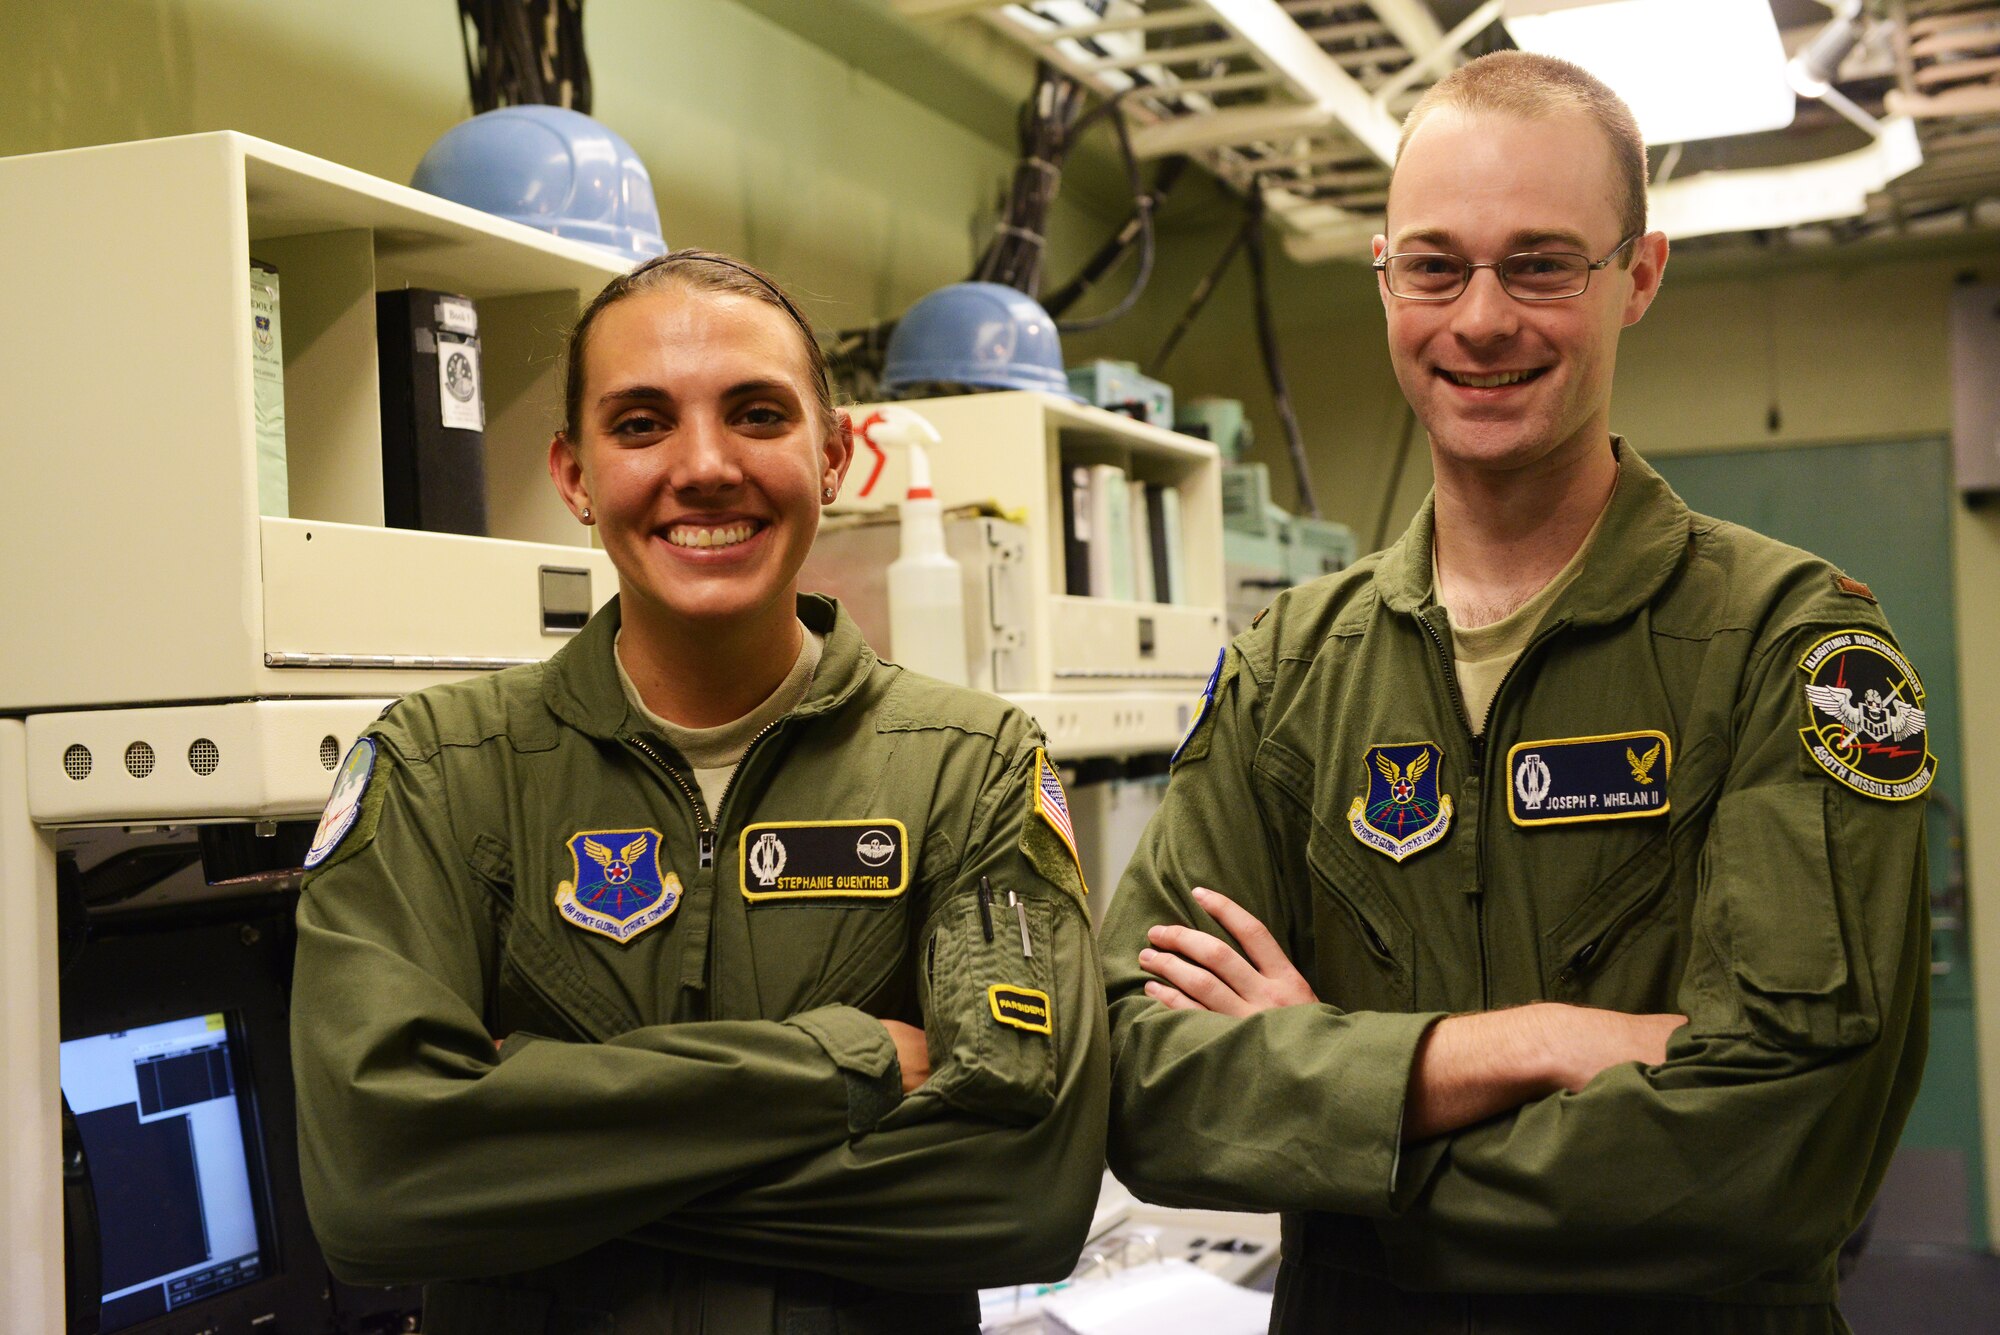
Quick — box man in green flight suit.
[1101,51,1932,1334]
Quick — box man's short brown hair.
[1395,50,1647,246]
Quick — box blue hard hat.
[881,282,1078,398]
[411,106,666,263]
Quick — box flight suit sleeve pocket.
[922,892,1058,1123]
[1710,783,1862,1048]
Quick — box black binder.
[375,288,489,536]
[1061,464,1094,597]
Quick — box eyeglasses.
[1373,233,1641,302]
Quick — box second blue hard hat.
[881,282,1077,398]
[411,106,667,263]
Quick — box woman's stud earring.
[581,507,593,524]
[822,487,836,503]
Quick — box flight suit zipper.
[1418,612,1492,1010]
[1417,611,1571,1011]
[626,733,717,866]
[627,718,791,867]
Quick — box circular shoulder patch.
[305,738,376,868]
[1798,629,1935,801]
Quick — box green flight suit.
[1101,444,1931,1334]
[291,594,1110,1335]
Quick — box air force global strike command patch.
[1507,729,1672,826]
[1799,629,1936,801]
[739,820,910,903]
[1349,742,1453,863]
[555,829,683,943]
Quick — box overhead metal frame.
[896,0,2000,258]
[893,0,1499,260]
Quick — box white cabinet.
[832,391,1228,757]
[0,131,625,718]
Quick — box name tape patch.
[1508,730,1672,826]
[740,819,909,903]
[988,984,1053,1035]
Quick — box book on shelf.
[1128,479,1156,603]
[249,260,287,517]
[376,288,489,536]
[1062,464,1093,596]
[1088,464,1134,601]
[1145,483,1186,604]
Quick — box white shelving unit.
[836,391,1228,757]
[0,131,625,716]
[0,131,630,1332]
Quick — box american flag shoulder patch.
[1030,747,1087,896]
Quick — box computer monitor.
[58,895,420,1335]
[60,1012,268,1331]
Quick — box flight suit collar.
[542,593,878,740]
[1375,437,1692,629]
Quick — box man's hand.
[880,1019,931,1095]
[1138,887,1317,1017]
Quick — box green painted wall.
[0,0,1126,335]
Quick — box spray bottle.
[870,409,969,686]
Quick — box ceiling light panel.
[1502,0,1797,145]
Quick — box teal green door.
[1655,437,1987,1250]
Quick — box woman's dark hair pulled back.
[560,249,837,443]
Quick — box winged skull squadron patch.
[1799,629,1935,801]
[556,829,683,942]
[1349,742,1453,862]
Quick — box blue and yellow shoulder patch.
[1798,628,1934,801]
[1348,741,1452,862]
[1170,648,1227,771]
[556,828,682,943]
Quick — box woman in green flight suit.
[289,251,1109,1334]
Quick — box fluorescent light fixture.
[1646,115,1922,238]
[1502,0,1796,145]
[1283,116,1923,259]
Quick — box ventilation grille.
[189,738,221,776]
[63,744,92,781]
[319,735,341,769]
[124,741,156,778]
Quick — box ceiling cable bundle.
[1149,187,1320,519]
[456,0,592,113]
[972,63,1097,296]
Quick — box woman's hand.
[880,1019,931,1094]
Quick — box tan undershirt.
[1435,502,1608,737]
[616,621,824,818]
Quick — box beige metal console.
[0,131,628,1331]
[837,392,1229,757]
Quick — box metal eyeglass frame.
[1372,232,1642,302]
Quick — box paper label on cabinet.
[436,331,484,432]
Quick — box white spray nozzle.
[855,405,943,502]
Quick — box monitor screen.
[60,1012,268,1331]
